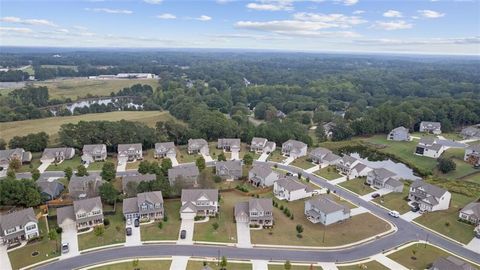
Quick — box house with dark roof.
[117,143,143,162]
[0,208,39,245]
[408,181,451,212]
[168,164,200,186]
[304,195,350,225]
[122,174,156,195]
[215,160,243,180]
[415,137,445,159]
[464,145,480,166]
[81,144,107,164]
[0,148,32,171]
[309,147,341,166]
[41,147,75,163]
[248,164,279,187]
[273,176,314,201]
[235,198,273,228]
[180,189,219,219]
[154,142,176,158]
[37,179,65,200]
[68,175,103,199]
[365,168,404,192]
[123,191,164,221]
[429,256,477,270]
[187,139,209,155]
[217,138,241,152]
[459,202,480,225]
[335,155,371,179]
[419,121,442,134]
[388,126,411,141]
[281,140,307,159]
[73,197,104,230]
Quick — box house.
[248,164,279,187]
[122,174,156,194]
[419,121,442,134]
[68,175,103,199]
[0,148,32,170]
[41,147,75,163]
[323,122,336,139]
[459,202,480,225]
[215,160,242,180]
[250,137,268,153]
[81,144,107,164]
[304,195,350,225]
[388,126,411,141]
[37,179,64,200]
[117,143,143,162]
[365,168,404,192]
[408,181,451,212]
[273,176,314,201]
[309,147,341,166]
[415,137,445,159]
[281,140,308,158]
[0,208,39,245]
[461,125,480,140]
[73,197,104,230]
[123,191,164,221]
[235,198,273,228]
[168,164,200,186]
[335,155,371,178]
[217,138,241,152]
[180,189,219,219]
[188,139,209,155]
[264,141,276,153]
[429,256,477,270]
[154,142,176,158]
[464,145,480,166]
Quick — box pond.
[49,96,143,115]
[350,152,421,180]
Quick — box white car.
[61,243,69,254]
[388,210,400,218]
[127,219,132,225]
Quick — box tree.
[0,139,6,150]
[64,167,73,181]
[243,153,253,165]
[31,169,40,181]
[220,256,227,268]
[212,222,219,230]
[296,224,304,234]
[437,157,456,173]
[101,161,116,181]
[76,165,88,176]
[284,260,292,270]
[8,132,49,152]
[161,158,172,175]
[138,160,151,174]
[6,169,16,179]
[196,156,206,171]
[48,229,58,241]
[218,152,227,161]
[315,125,327,142]
[99,182,118,204]
[94,226,105,236]
[8,158,22,172]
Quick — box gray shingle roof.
[82,144,106,154]
[218,138,241,148]
[323,153,341,162]
[391,126,409,133]
[73,196,102,214]
[56,206,75,225]
[122,197,139,214]
[249,198,272,213]
[37,180,64,198]
[420,121,441,130]
[276,176,312,192]
[42,147,75,160]
[188,139,208,150]
[251,137,267,148]
[216,160,242,177]
[137,191,163,204]
[155,142,175,154]
[234,201,249,218]
[118,143,142,153]
[419,137,436,145]
[431,256,476,270]
[249,164,274,179]
[282,140,307,152]
[168,164,199,181]
[310,147,331,158]
[385,178,403,187]
[340,155,357,165]
[0,208,36,234]
[307,195,350,215]
[369,168,396,180]
[181,189,218,203]
[461,202,480,220]
[411,181,448,198]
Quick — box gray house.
[122,174,156,195]
[0,208,39,245]
[430,256,477,270]
[154,142,176,158]
[235,198,273,228]
[0,148,32,171]
[419,121,442,134]
[461,125,480,140]
[117,144,143,162]
[309,147,341,166]
[248,164,279,187]
[250,137,268,153]
[168,164,200,186]
[305,195,351,225]
[388,126,411,141]
[281,140,308,158]
[73,197,104,230]
[123,191,164,221]
[180,189,219,219]
[215,160,243,180]
[68,175,103,199]
[365,168,404,192]
[37,179,65,200]
[217,138,241,152]
[81,144,107,164]
[459,202,480,225]
[464,145,480,166]
[41,147,75,163]
[187,139,209,155]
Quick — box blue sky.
[1,0,479,55]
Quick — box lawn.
[291,156,315,170]
[125,149,158,170]
[462,172,480,185]
[268,150,286,163]
[18,152,42,173]
[46,156,82,171]
[209,142,231,160]
[141,199,181,241]
[187,260,252,270]
[193,191,246,243]
[338,177,375,196]
[0,111,177,144]
[270,264,321,270]
[87,157,118,171]
[372,185,411,214]
[90,260,172,270]
[414,193,476,244]
[338,261,388,270]
[387,243,472,270]
[314,166,343,180]
[177,146,197,164]
[78,204,125,250]
[433,148,478,180]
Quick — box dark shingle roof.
[0,208,36,234]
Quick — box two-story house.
[408,181,451,212]
[188,139,209,155]
[73,197,104,230]
[461,125,480,140]
[459,202,480,225]
[273,176,314,201]
[168,164,200,187]
[304,195,351,226]
[419,121,442,134]
[215,160,242,181]
[248,164,279,187]
[309,147,341,167]
[0,148,32,171]
[365,168,404,192]
[81,144,107,164]
[123,191,164,221]
[180,189,219,219]
[122,174,156,195]
[464,145,480,166]
[281,140,308,159]
[41,147,75,163]
[154,142,176,158]
[68,175,104,199]
[217,138,241,152]
[335,155,371,179]
[0,208,39,245]
[415,137,445,159]
[117,143,143,162]
[387,126,411,141]
[235,198,273,228]
[250,137,268,153]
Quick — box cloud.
[85,8,133,14]
[210,33,292,40]
[156,13,176,19]
[417,10,445,18]
[335,0,358,6]
[143,0,163,4]
[196,15,212,21]
[352,10,365,15]
[383,10,402,18]
[246,0,294,11]
[73,25,88,31]
[354,36,480,45]
[216,0,235,3]
[293,12,367,28]
[0,26,33,33]
[0,16,57,27]
[372,20,413,30]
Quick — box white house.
[408,181,451,212]
[0,208,39,245]
[419,121,442,134]
[281,140,308,159]
[415,137,445,159]
[273,176,314,201]
[305,196,350,226]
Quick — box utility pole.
[424,233,429,248]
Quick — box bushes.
[158,222,163,229]
[235,184,249,193]
[103,218,110,226]
[94,226,105,236]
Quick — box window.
[92,210,101,215]
[26,225,37,231]
[6,228,16,234]
[77,213,87,219]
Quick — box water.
[50,97,143,115]
[350,152,421,180]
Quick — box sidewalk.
[304,165,319,173]
[170,256,190,270]
[0,245,12,270]
[257,153,269,162]
[252,260,268,270]
[350,207,370,216]
[329,176,347,185]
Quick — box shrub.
[103,218,110,226]
[94,226,105,236]
[158,222,163,229]
[296,233,303,238]
[115,225,121,232]
[280,205,284,210]
[296,224,304,234]
[214,175,222,183]
[212,222,219,230]
[55,227,63,234]
[163,215,168,222]
[290,214,294,220]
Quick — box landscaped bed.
[338,177,375,196]
[141,199,181,241]
[90,259,172,270]
[314,166,342,180]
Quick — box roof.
[181,189,218,202]
[249,198,273,213]
[419,137,436,145]
[122,174,156,191]
[249,164,274,179]
[323,153,341,162]
[37,180,64,198]
[137,191,163,205]
[73,196,102,213]
[251,137,267,147]
[0,208,37,234]
[369,168,396,180]
[307,195,350,215]
[282,140,307,151]
[431,256,477,270]
[461,126,480,138]
[340,155,357,165]
[426,143,444,152]
[420,121,441,129]
[42,147,75,159]
[391,126,409,134]
[461,202,480,220]
[0,148,29,165]
[82,144,106,154]
[68,175,103,195]
[234,201,249,217]
[188,139,208,149]
[168,164,199,180]
[467,145,480,152]
[310,147,332,158]
[122,197,139,214]
[218,138,241,148]
[352,163,368,173]
[276,176,312,192]
[411,181,448,198]
[155,142,175,153]
[216,160,242,176]
[385,178,403,188]
[118,143,142,152]
[56,206,75,226]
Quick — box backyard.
[338,177,375,196]
[177,146,198,164]
[314,166,343,180]
[141,199,181,241]
[18,152,42,173]
[91,259,172,270]
[372,185,411,214]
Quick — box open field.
[91,260,172,270]
[338,261,388,270]
[187,260,252,270]
[141,200,181,241]
[314,166,342,180]
[0,111,175,144]
[373,185,411,214]
[338,177,375,196]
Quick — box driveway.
[169,256,190,270]
[465,237,480,254]
[236,221,251,248]
[252,260,268,270]
[169,156,179,167]
[38,160,53,173]
[304,165,319,173]
[201,153,214,163]
[178,215,195,244]
[116,158,127,172]
[371,254,408,270]
[350,207,370,217]
[400,211,422,222]
[360,188,393,202]
[60,220,80,259]
[257,153,269,162]
[231,150,240,160]
[283,156,295,165]
[0,244,12,270]
[329,176,347,185]
[125,223,141,247]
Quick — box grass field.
[338,177,375,196]
[141,200,181,241]
[268,150,286,163]
[187,260,252,270]
[372,185,411,214]
[338,261,388,270]
[91,260,172,270]
[0,111,176,144]
[314,166,342,180]
[462,172,480,185]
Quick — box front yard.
[290,156,315,170]
[270,265,321,270]
[91,260,172,270]
[314,166,343,180]
[46,156,83,171]
[141,199,181,241]
[209,142,231,160]
[338,261,388,270]
[268,150,286,163]
[187,260,252,270]
[338,177,375,196]
[372,185,411,214]
[87,157,118,171]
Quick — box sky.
[0,0,479,55]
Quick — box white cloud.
[352,10,365,14]
[0,26,33,33]
[383,10,402,18]
[196,15,212,21]
[355,36,480,45]
[372,20,413,30]
[156,13,176,19]
[335,0,358,6]
[293,12,367,28]
[73,25,88,31]
[143,0,163,4]
[0,16,57,27]
[246,0,294,11]
[417,10,445,18]
[85,8,133,14]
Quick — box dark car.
[180,229,186,239]
[371,193,380,199]
[286,172,293,176]
[126,227,132,236]
[411,203,420,212]
[134,219,140,227]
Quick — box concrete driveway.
[400,211,422,222]
[304,165,319,173]
[60,220,79,259]
[178,215,195,244]
[360,188,393,202]
[170,256,190,270]
[0,244,12,270]
[257,153,269,162]
[465,237,480,254]
[252,260,268,270]
[350,207,370,217]
[201,153,214,163]
[116,158,127,172]
[283,156,295,165]
[236,221,251,248]
[38,160,53,173]
[169,156,179,167]
[125,223,141,247]
[231,150,240,160]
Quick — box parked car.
[389,211,400,218]
[126,227,132,236]
[180,229,187,239]
[61,243,69,254]
[411,204,420,212]
[286,172,293,176]
[134,219,140,227]
[371,193,380,199]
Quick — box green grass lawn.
[270,264,322,270]
[372,185,411,214]
[78,204,125,250]
[440,133,464,141]
[177,146,197,164]
[338,177,375,196]
[46,156,82,171]
[268,150,286,163]
[462,172,480,185]
[434,148,478,180]
[338,261,388,270]
[187,260,252,270]
[125,150,158,170]
[209,142,231,160]
[87,157,118,171]
[141,199,181,241]
[291,156,315,170]
[314,166,343,180]
[90,260,172,270]
[18,152,42,173]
